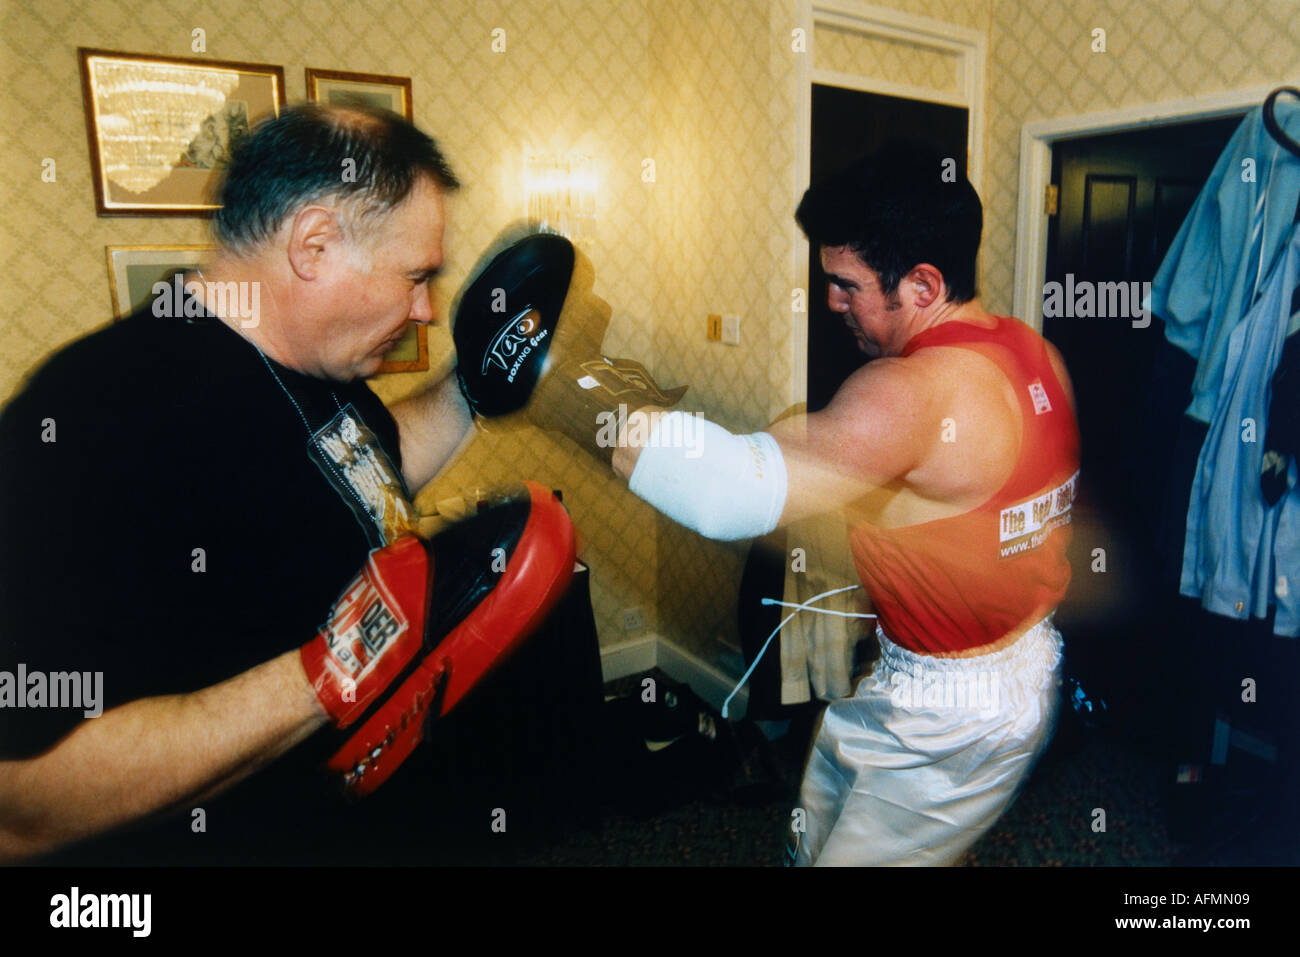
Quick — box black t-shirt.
[0,300,436,863]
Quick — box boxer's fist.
[450,230,689,462]
[526,353,688,463]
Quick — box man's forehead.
[401,177,446,225]
[820,245,872,276]
[388,181,446,262]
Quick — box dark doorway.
[1044,116,1244,515]
[806,85,968,411]
[1042,114,1245,753]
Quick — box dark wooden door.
[1043,116,1243,748]
[806,85,968,411]
[1045,117,1243,512]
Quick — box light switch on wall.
[721,314,740,345]
[706,313,722,341]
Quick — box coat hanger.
[1262,87,1300,163]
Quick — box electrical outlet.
[622,607,645,632]
[721,314,740,345]
[706,313,722,341]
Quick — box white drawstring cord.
[721,585,875,719]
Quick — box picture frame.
[106,245,215,319]
[371,323,429,374]
[304,67,413,120]
[79,48,284,216]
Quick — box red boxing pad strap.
[301,535,432,728]
[327,481,576,796]
[326,653,450,799]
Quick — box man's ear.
[907,263,945,309]
[286,206,344,281]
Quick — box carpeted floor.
[488,669,1298,867]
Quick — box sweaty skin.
[613,247,1076,657]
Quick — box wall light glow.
[523,151,598,240]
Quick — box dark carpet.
[481,669,1298,867]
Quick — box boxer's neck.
[899,296,996,350]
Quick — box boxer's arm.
[0,650,327,862]
[766,359,931,525]
[388,370,475,492]
[612,359,932,533]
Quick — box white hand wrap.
[627,412,787,541]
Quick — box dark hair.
[213,101,459,253]
[795,141,982,303]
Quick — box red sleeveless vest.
[849,316,1080,654]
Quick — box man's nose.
[827,288,849,313]
[410,284,436,325]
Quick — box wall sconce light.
[523,151,597,241]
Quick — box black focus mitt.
[451,232,574,419]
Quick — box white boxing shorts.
[791,615,1063,866]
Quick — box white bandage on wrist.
[627,412,788,541]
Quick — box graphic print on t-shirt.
[307,405,418,547]
[998,470,1077,559]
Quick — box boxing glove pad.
[300,534,434,729]
[452,233,573,419]
[325,481,577,797]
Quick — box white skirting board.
[600,634,749,719]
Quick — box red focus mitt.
[301,481,576,797]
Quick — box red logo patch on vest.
[1027,380,1052,415]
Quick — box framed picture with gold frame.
[79,48,284,216]
[372,323,429,374]
[106,245,216,318]
[304,67,413,120]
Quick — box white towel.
[779,513,871,704]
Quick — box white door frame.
[1012,85,1274,330]
[791,0,986,408]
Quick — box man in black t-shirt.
[0,103,529,864]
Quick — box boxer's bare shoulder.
[891,344,1022,522]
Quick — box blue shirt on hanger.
[1149,100,1300,423]
[1180,222,1299,637]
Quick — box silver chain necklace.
[195,268,378,526]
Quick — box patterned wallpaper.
[979,0,1300,314]
[644,1,800,658]
[814,22,961,93]
[0,0,666,650]
[879,0,989,31]
[3,0,1298,670]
